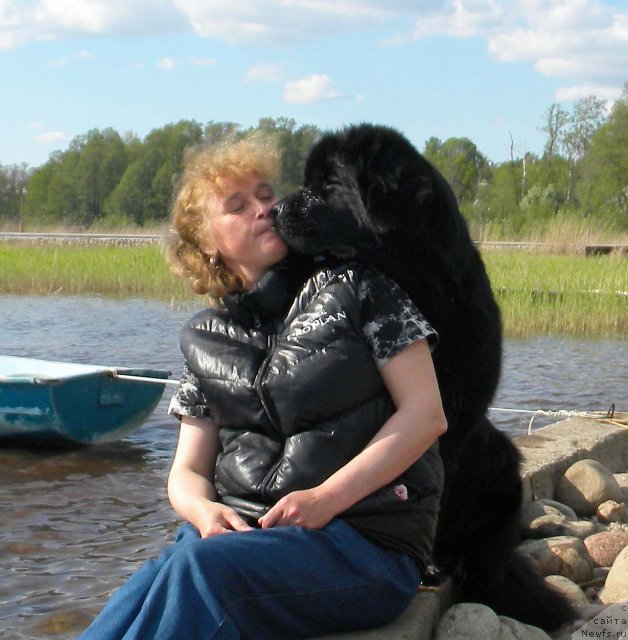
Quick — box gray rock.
[434,603,501,640]
[613,473,628,504]
[520,502,564,529]
[517,536,593,583]
[574,603,606,622]
[544,575,590,607]
[497,624,518,640]
[525,515,596,539]
[498,616,551,640]
[598,544,628,604]
[520,500,577,530]
[593,566,611,581]
[566,520,598,539]
[526,514,572,538]
[538,498,577,521]
[596,500,626,524]
[555,459,623,517]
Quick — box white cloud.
[244,63,282,83]
[1,0,626,104]
[34,130,67,143]
[402,0,504,41]
[158,57,175,71]
[28,121,45,129]
[172,0,404,45]
[0,0,187,50]
[400,0,628,103]
[284,74,343,103]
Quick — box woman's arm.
[168,415,253,536]
[259,338,447,529]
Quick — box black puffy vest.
[180,262,443,569]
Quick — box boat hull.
[0,356,171,444]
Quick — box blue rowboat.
[0,355,174,445]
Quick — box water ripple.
[0,296,625,638]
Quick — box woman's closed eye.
[228,199,246,213]
[256,184,275,202]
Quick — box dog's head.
[272,123,452,259]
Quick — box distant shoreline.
[1,242,625,337]
[2,232,627,257]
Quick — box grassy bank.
[482,250,626,336]
[0,243,192,303]
[1,243,626,337]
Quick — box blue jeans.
[78,519,421,640]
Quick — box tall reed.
[1,243,192,301]
[1,243,626,336]
[481,250,627,336]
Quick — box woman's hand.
[258,488,338,530]
[169,416,255,536]
[192,500,253,537]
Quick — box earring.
[205,252,221,270]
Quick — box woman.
[79,134,446,640]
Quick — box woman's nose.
[255,200,272,218]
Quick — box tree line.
[1,86,626,237]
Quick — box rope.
[488,404,624,434]
[107,370,180,386]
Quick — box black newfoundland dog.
[272,124,575,631]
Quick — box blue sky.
[2,0,626,169]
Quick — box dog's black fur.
[272,123,576,631]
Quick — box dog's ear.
[362,142,435,233]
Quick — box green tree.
[424,137,490,206]
[104,120,203,225]
[561,95,608,204]
[540,103,569,168]
[251,117,321,194]
[578,84,628,228]
[472,162,523,236]
[74,128,128,225]
[203,121,241,146]
[0,163,29,227]
[49,152,81,225]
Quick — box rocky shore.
[433,458,628,640]
[313,417,628,640]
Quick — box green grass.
[482,249,627,336]
[0,243,192,303]
[1,243,626,336]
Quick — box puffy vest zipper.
[254,332,280,433]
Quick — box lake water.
[0,294,626,639]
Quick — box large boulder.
[434,603,501,640]
[525,515,596,539]
[544,575,590,608]
[518,536,593,583]
[498,615,552,640]
[598,545,628,604]
[555,460,623,517]
[584,530,628,567]
[613,473,628,504]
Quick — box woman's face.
[201,175,288,289]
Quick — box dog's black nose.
[270,202,286,220]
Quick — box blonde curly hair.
[166,134,281,304]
